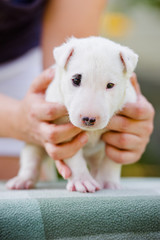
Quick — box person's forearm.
[42,0,107,68]
[0,94,21,139]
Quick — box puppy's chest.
[86,130,105,147]
[83,129,106,157]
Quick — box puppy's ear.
[53,43,74,69]
[119,47,138,75]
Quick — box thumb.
[29,68,55,93]
[130,73,141,96]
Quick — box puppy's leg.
[95,157,122,190]
[6,144,44,190]
[64,149,101,193]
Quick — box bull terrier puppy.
[7,37,138,192]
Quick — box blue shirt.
[0,0,48,63]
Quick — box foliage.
[129,0,160,9]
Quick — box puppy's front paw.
[66,176,101,193]
[6,176,36,190]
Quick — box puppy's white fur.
[7,37,138,192]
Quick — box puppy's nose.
[82,116,96,126]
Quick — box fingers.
[55,160,72,179]
[120,73,155,121]
[107,115,153,137]
[42,125,86,180]
[116,73,155,121]
[28,68,67,121]
[107,94,154,137]
[102,130,149,164]
[102,132,142,151]
[105,144,144,165]
[31,101,67,121]
[130,73,141,95]
[45,132,88,160]
[30,68,55,93]
[40,122,82,144]
[119,95,155,121]
[103,75,155,165]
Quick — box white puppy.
[7,37,138,192]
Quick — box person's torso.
[0,0,48,63]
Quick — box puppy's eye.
[106,83,115,89]
[72,74,82,87]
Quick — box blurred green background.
[100,0,160,177]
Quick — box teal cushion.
[0,178,160,240]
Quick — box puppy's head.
[53,37,138,130]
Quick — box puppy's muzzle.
[82,116,96,126]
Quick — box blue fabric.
[0,178,160,240]
[0,0,47,63]
[12,0,33,4]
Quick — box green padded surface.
[0,178,160,240]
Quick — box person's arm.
[0,0,106,179]
[0,69,59,144]
[102,74,155,164]
[42,0,107,68]
[0,94,21,139]
[0,69,88,178]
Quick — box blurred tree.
[130,0,160,8]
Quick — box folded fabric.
[0,178,160,240]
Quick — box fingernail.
[61,169,67,179]
[61,169,71,179]
[79,133,88,144]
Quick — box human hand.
[17,68,88,178]
[102,74,155,164]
